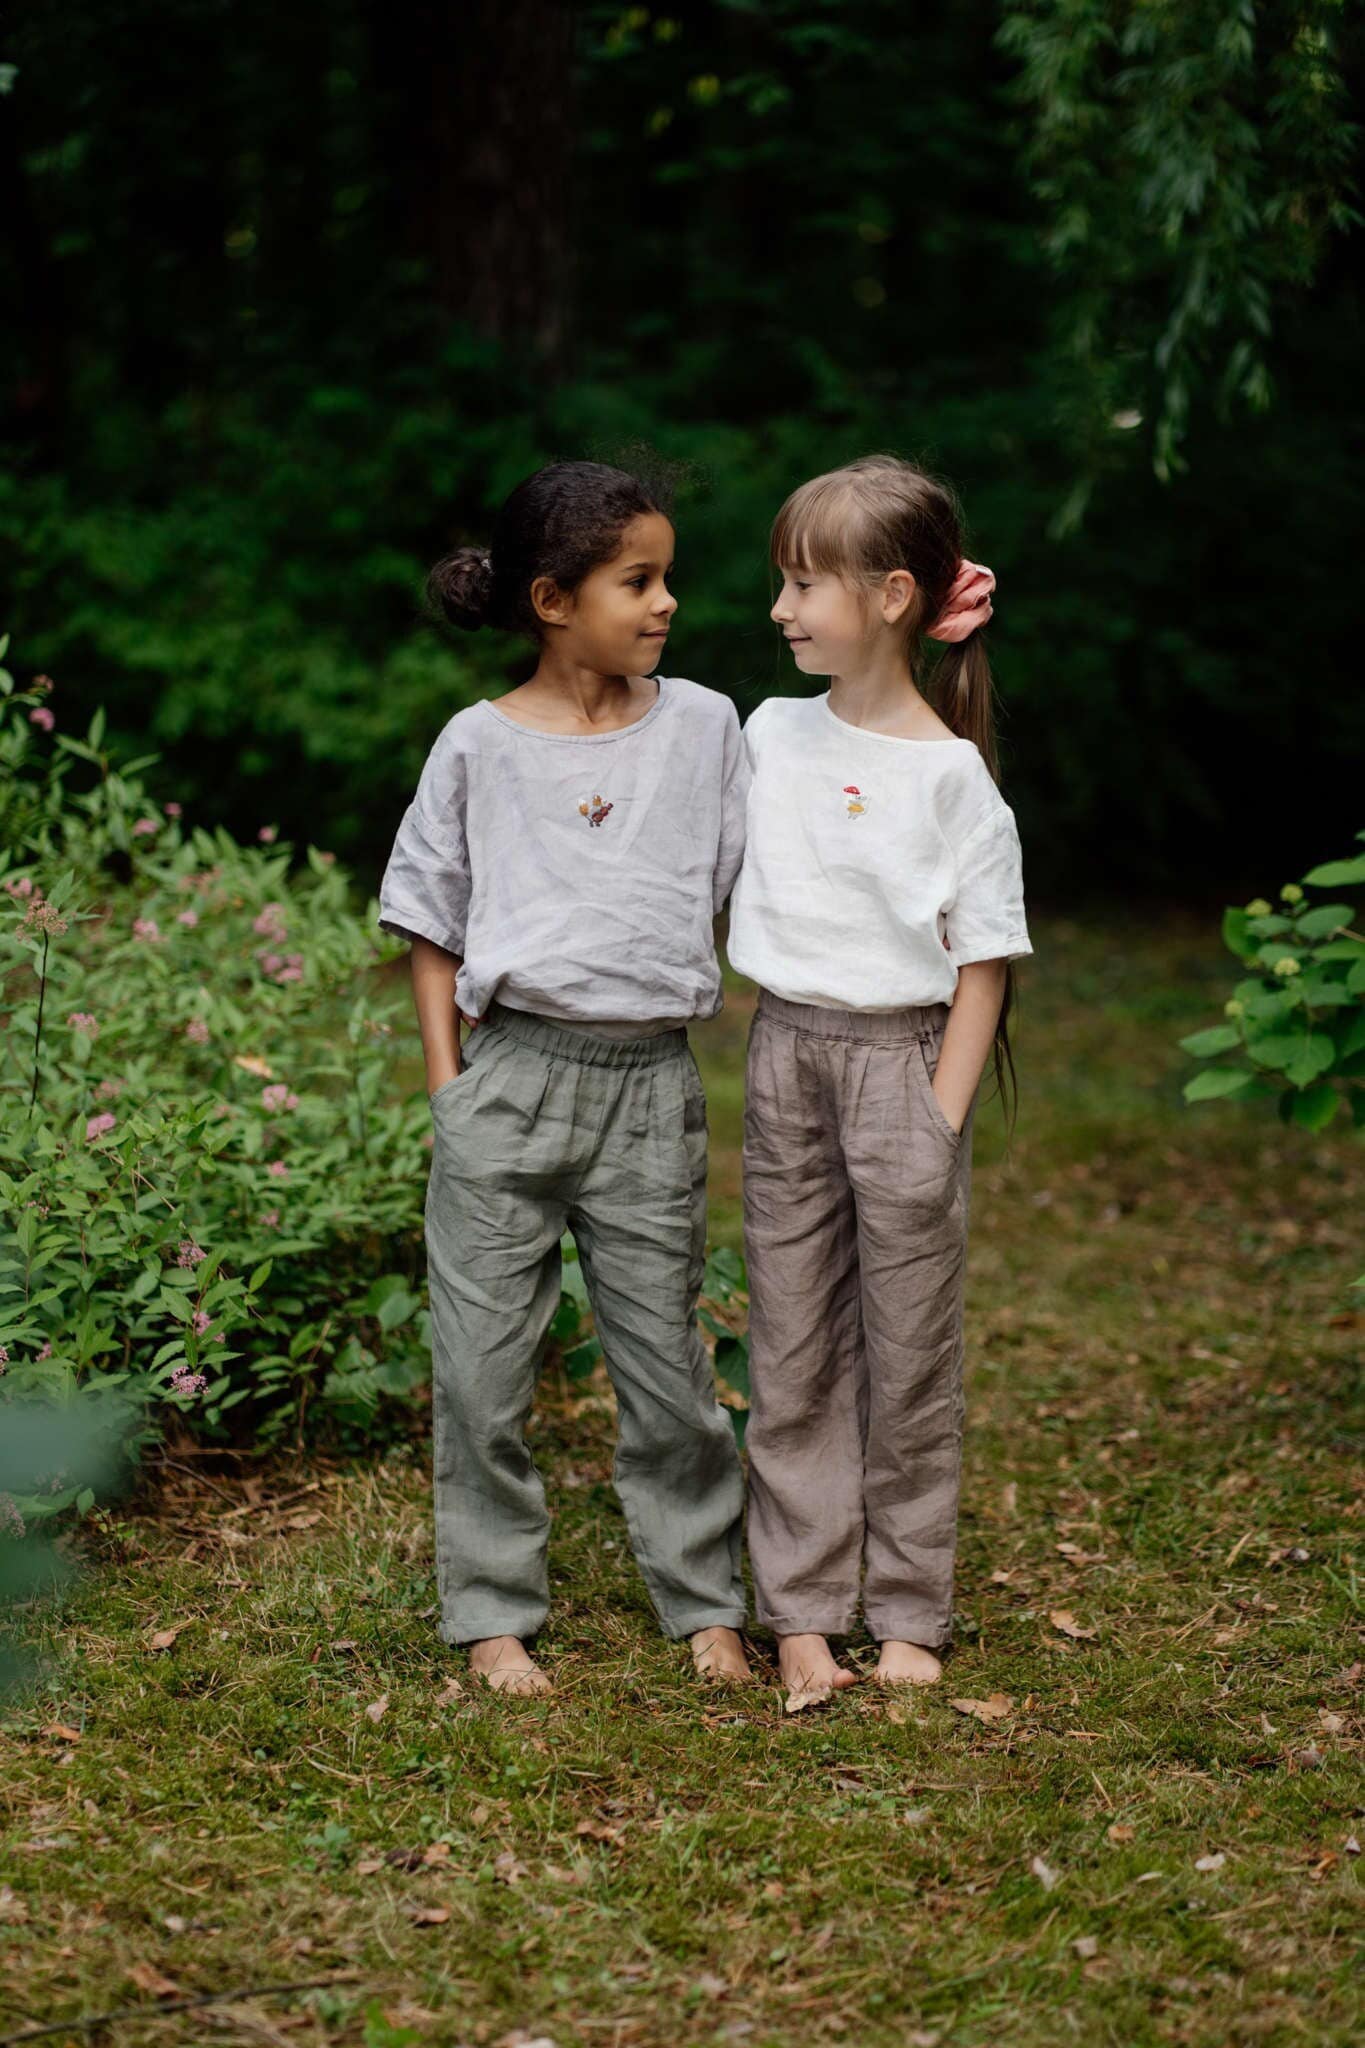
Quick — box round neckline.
[482,678,667,744]
[819,692,971,748]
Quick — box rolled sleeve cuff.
[377,906,465,959]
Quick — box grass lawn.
[2,913,1361,2047]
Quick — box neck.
[529,647,637,723]
[826,643,926,732]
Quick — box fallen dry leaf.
[149,1625,185,1653]
[0,1888,28,1925]
[1073,1935,1099,1960]
[330,1638,358,1653]
[693,1972,727,1999]
[1344,1835,1360,1856]
[435,1678,465,1707]
[1318,1710,1344,1735]
[41,1722,82,1743]
[989,1569,1014,1585]
[493,1851,529,1886]
[286,1511,322,1530]
[1050,1610,1098,1641]
[364,1694,389,1724]
[1030,1854,1059,1891]
[355,1858,385,1876]
[785,1684,834,1715]
[423,1841,452,1866]
[949,1693,1013,1724]
[385,1847,426,1872]
[1106,1823,1135,1845]
[233,1055,275,1078]
[1001,1481,1018,1516]
[406,1905,450,1926]
[1194,1851,1226,1872]
[884,1701,907,1725]
[1308,1852,1338,1880]
[126,1960,181,1997]
[574,1819,625,1844]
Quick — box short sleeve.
[945,803,1032,969]
[377,731,471,958]
[712,699,751,912]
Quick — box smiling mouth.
[785,636,811,645]
[640,630,669,639]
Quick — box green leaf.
[1335,1010,1365,1061]
[1282,1035,1335,1088]
[248,1260,274,1294]
[1178,1024,1241,1058]
[1287,1083,1339,1132]
[1295,903,1354,939]
[1245,1033,1308,1070]
[1183,1067,1256,1101]
[1303,857,1365,888]
[1220,907,1254,960]
[562,1337,603,1381]
[377,1288,419,1332]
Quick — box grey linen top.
[378,678,749,1028]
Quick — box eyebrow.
[620,560,673,573]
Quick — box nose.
[658,589,678,619]
[770,593,793,624]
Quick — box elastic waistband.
[484,1001,690,1070]
[756,989,949,1043]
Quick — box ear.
[530,575,572,628]
[881,570,917,626]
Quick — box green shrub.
[0,638,434,1512]
[1179,834,1365,1133]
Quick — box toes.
[832,1667,859,1689]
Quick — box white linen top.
[726,693,1031,1010]
[377,677,748,1027]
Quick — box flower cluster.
[176,1239,206,1268]
[132,917,162,943]
[258,950,304,984]
[67,1012,98,1035]
[169,1367,208,1399]
[85,1112,117,1143]
[261,1084,299,1113]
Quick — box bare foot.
[467,1635,553,1697]
[876,1640,943,1686]
[778,1633,858,1712]
[690,1627,752,1684]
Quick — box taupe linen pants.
[425,1003,746,1647]
[742,992,974,1648]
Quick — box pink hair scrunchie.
[927,559,995,643]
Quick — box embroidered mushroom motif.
[843,783,867,818]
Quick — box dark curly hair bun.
[428,546,496,631]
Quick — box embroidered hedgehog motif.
[843,783,867,818]
[578,793,614,828]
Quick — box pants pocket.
[916,1037,963,1150]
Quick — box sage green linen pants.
[742,992,975,1649]
[425,1003,745,1646]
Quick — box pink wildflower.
[4,876,34,899]
[32,674,53,694]
[132,917,161,943]
[177,908,199,928]
[169,1367,208,1399]
[29,706,55,732]
[266,1159,290,1181]
[86,1112,117,1143]
[67,1012,98,1035]
[0,1345,8,1368]
[24,899,67,936]
[185,1017,211,1045]
[0,1495,24,1538]
[258,951,283,976]
[95,1077,125,1100]
[274,955,304,984]
[261,1208,281,1228]
[253,902,287,943]
[164,801,182,818]
[261,1084,299,1113]
[131,817,159,837]
[190,1310,212,1337]
[177,1239,206,1268]
[258,825,278,843]
[37,1342,52,1361]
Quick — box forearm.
[410,936,463,1094]
[933,958,1007,1132]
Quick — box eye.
[628,576,648,590]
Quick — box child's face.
[555,513,677,674]
[770,565,871,677]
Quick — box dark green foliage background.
[2,0,1361,896]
